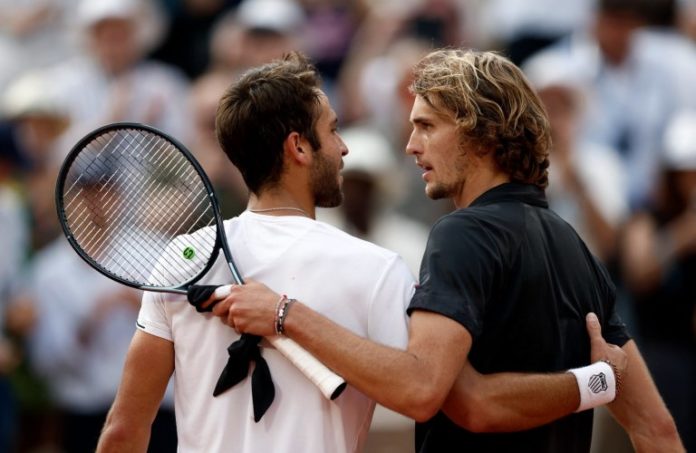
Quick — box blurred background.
[1,0,695,452]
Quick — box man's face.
[89,17,140,75]
[310,94,348,208]
[406,95,469,203]
[593,10,643,66]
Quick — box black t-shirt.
[408,183,631,453]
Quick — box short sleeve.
[137,290,173,341]
[603,307,631,347]
[407,214,502,340]
[367,256,416,349]
[596,262,631,347]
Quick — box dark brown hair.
[215,51,322,193]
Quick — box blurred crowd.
[1,0,695,452]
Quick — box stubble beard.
[425,182,451,200]
[311,151,344,208]
[425,148,468,201]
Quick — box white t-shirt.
[137,211,416,453]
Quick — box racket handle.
[213,285,347,400]
[268,335,347,400]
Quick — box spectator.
[317,125,428,276]
[523,0,680,210]
[0,0,79,91]
[523,52,629,263]
[477,0,594,65]
[25,235,177,453]
[0,121,31,453]
[338,35,453,226]
[188,71,248,217]
[619,110,696,452]
[0,70,71,249]
[150,0,240,79]
[48,0,192,154]
[208,0,306,77]
[299,0,360,90]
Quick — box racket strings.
[61,128,218,287]
[72,132,216,285]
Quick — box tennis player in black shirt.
[211,49,683,452]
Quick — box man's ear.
[284,132,311,165]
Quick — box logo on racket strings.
[182,247,196,260]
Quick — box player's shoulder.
[312,220,402,261]
[427,206,523,255]
[430,207,501,234]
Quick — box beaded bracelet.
[275,297,296,335]
[274,294,287,335]
[602,359,623,398]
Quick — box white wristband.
[567,361,616,412]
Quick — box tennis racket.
[55,122,346,402]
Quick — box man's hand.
[200,280,280,336]
[586,312,627,395]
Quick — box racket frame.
[55,122,346,401]
[55,122,244,294]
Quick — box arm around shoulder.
[442,313,628,432]
[97,330,175,453]
[284,303,472,422]
[219,279,473,422]
[442,362,580,432]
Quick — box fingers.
[197,284,235,311]
[202,291,237,332]
[585,312,603,344]
[586,312,608,365]
[585,312,628,390]
[201,280,280,336]
[211,296,232,317]
[226,311,238,333]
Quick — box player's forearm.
[607,341,685,452]
[96,416,150,453]
[442,364,579,432]
[283,302,457,421]
[96,331,174,453]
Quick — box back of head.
[411,49,551,188]
[215,52,322,194]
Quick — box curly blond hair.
[411,49,551,188]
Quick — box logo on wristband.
[588,372,608,393]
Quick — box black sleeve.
[407,213,503,340]
[596,260,632,347]
[604,306,631,347]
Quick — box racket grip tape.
[269,335,347,399]
[212,284,347,400]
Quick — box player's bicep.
[408,310,473,402]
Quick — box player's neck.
[453,165,510,209]
[247,193,315,219]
